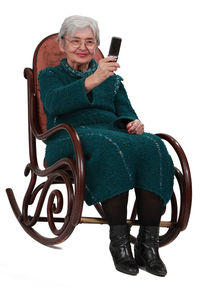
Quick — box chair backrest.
[33,33,104,133]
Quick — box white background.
[0,0,199,286]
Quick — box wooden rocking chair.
[6,34,192,247]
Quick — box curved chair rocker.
[6,34,192,247]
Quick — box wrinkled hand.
[85,57,120,93]
[126,120,144,134]
[93,56,120,85]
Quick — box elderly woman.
[38,15,174,277]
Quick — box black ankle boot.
[134,226,167,277]
[109,225,139,275]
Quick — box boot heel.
[134,226,167,277]
[109,225,139,275]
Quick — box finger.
[107,66,119,72]
[105,62,120,68]
[127,121,144,134]
[135,127,143,134]
[127,127,136,133]
[99,63,120,73]
[128,127,143,135]
[135,123,143,132]
[127,120,139,128]
[105,56,118,62]
[136,125,144,134]
[104,58,120,68]
[128,122,140,132]
[100,57,116,65]
[127,125,137,133]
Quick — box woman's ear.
[58,39,65,52]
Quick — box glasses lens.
[85,40,96,48]
[68,39,96,48]
[71,39,81,47]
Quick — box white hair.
[57,15,100,46]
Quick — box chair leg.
[6,163,84,246]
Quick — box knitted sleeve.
[113,77,139,128]
[38,68,92,116]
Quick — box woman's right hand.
[85,57,120,93]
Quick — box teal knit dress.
[38,58,174,206]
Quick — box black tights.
[101,192,129,225]
[101,189,163,226]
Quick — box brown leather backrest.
[33,33,104,133]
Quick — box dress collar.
[60,58,98,79]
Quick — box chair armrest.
[156,133,192,230]
[38,123,84,173]
[29,122,85,181]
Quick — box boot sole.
[137,264,167,277]
[115,265,139,276]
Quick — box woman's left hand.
[126,120,144,134]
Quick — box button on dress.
[38,58,174,206]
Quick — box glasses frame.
[64,37,97,49]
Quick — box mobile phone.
[108,37,122,60]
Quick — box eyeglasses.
[64,38,97,49]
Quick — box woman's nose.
[79,41,87,50]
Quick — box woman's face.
[61,27,97,69]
